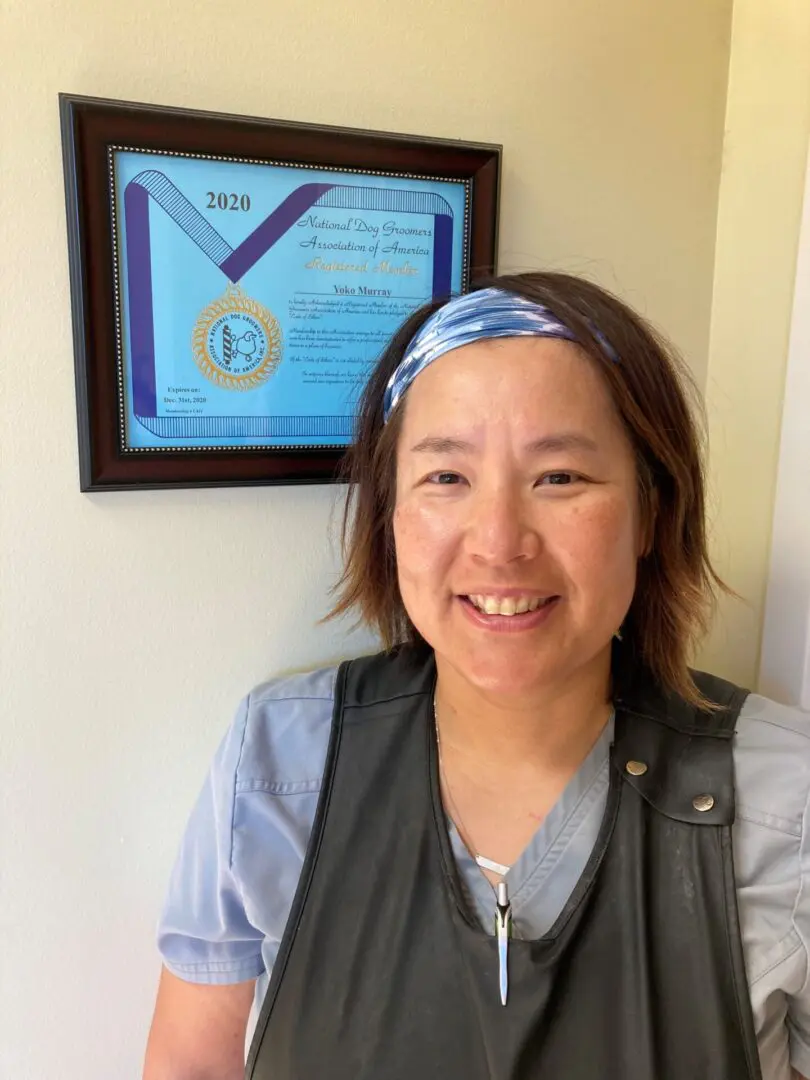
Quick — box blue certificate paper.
[110,149,469,449]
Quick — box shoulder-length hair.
[327,271,727,706]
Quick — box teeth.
[469,594,549,616]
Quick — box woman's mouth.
[458,594,561,631]
[466,594,555,616]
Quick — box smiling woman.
[334,277,713,710]
[144,274,810,1080]
[391,333,640,712]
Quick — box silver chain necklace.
[433,699,511,878]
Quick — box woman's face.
[392,337,644,701]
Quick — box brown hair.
[327,271,727,706]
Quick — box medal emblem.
[192,284,282,391]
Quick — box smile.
[457,593,560,632]
[467,594,555,616]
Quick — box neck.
[434,649,612,778]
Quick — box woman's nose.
[464,485,541,565]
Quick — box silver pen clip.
[495,881,512,1007]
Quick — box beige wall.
[700,0,810,687]
[2,2,735,1077]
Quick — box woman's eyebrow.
[409,436,476,455]
[409,433,599,455]
[524,433,600,454]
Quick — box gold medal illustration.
[192,284,282,391]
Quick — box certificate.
[60,95,500,489]
[113,152,468,449]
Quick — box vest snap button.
[693,794,715,812]
[625,760,648,776]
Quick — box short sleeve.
[787,766,810,1076]
[157,696,265,985]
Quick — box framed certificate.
[60,95,500,490]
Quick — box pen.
[495,880,512,1007]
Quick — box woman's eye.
[538,472,579,486]
[427,471,463,485]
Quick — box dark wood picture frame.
[59,94,501,491]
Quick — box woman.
[143,273,810,1080]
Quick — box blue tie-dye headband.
[382,287,617,423]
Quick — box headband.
[382,286,616,423]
